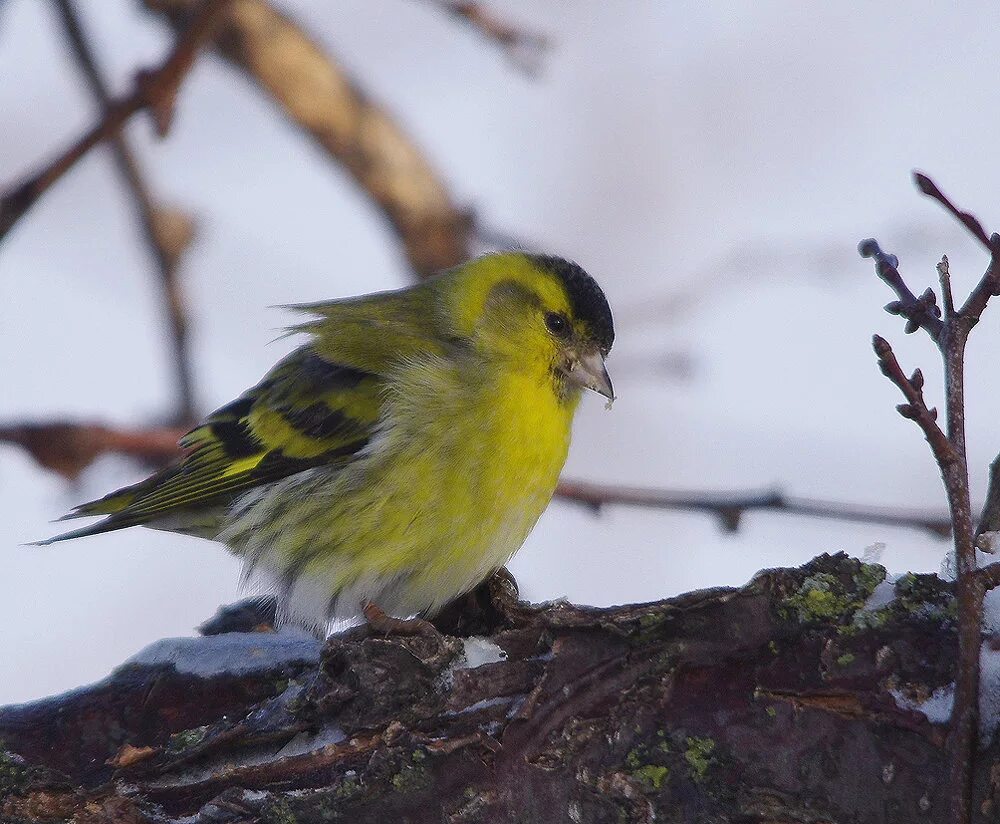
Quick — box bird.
[38,253,615,634]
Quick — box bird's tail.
[29,515,136,546]
[29,481,149,545]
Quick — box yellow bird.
[40,253,615,632]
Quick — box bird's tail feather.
[29,515,137,546]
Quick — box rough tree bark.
[1,553,995,823]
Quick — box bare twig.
[0,422,185,481]
[863,171,1000,824]
[913,172,997,254]
[555,479,953,538]
[870,335,955,466]
[976,456,1000,541]
[859,238,943,340]
[147,0,472,278]
[0,0,229,243]
[53,0,198,423]
[425,0,551,75]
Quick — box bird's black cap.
[529,255,615,354]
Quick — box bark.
[1,553,995,823]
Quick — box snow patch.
[276,724,347,758]
[444,696,514,717]
[121,630,321,678]
[891,684,954,724]
[860,576,897,613]
[862,542,886,565]
[458,637,507,669]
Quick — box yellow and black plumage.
[39,253,615,632]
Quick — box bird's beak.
[567,349,615,402]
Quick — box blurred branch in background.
[422,0,551,75]
[1,419,955,539]
[0,0,230,243]
[146,0,474,278]
[0,422,185,482]
[52,0,198,424]
[555,478,953,537]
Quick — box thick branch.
[53,0,198,423]
[146,0,472,278]
[0,0,229,242]
[0,554,991,824]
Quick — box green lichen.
[166,724,210,753]
[261,798,297,824]
[855,563,886,597]
[894,572,958,621]
[768,640,779,655]
[836,653,856,667]
[633,764,669,790]
[781,564,885,625]
[0,744,28,798]
[391,750,430,793]
[336,775,363,799]
[684,737,716,782]
[623,741,670,791]
[765,706,777,718]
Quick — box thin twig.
[425,0,551,75]
[0,0,230,243]
[976,456,1000,542]
[913,172,998,254]
[871,335,956,466]
[147,0,472,278]
[52,0,198,423]
[859,239,944,340]
[555,479,953,537]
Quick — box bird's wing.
[40,347,383,543]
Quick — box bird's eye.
[544,312,571,338]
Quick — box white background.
[3,0,1000,704]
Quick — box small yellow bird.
[40,253,614,632]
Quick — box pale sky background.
[4,1,1000,704]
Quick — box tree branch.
[424,0,551,75]
[146,0,473,278]
[555,478,953,538]
[0,421,185,481]
[863,172,1000,824]
[52,0,198,423]
[871,334,956,466]
[0,0,230,243]
[1,554,990,823]
[859,238,944,340]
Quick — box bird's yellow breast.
[358,354,577,610]
[226,351,578,625]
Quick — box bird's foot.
[362,601,441,639]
